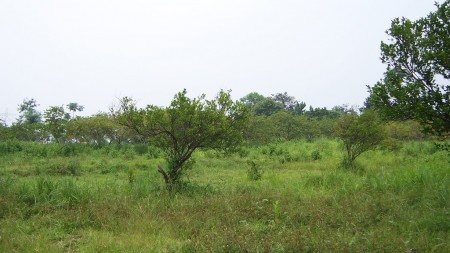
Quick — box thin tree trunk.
[157,165,169,185]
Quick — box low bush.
[36,159,82,176]
[247,160,263,181]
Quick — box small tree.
[253,98,284,116]
[240,92,266,109]
[66,103,84,118]
[17,98,42,124]
[335,110,386,168]
[115,89,249,190]
[44,106,70,143]
[14,98,45,141]
[272,92,306,115]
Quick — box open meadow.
[0,139,448,252]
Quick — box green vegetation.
[114,90,249,189]
[1,2,448,251]
[0,82,446,252]
[335,110,386,168]
[367,1,449,136]
[0,139,448,252]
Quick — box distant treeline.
[0,92,425,145]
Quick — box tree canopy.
[17,98,42,124]
[335,110,386,167]
[114,89,249,188]
[367,1,449,136]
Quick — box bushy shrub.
[36,159,81,176]
[133,144,148,155]
[122,148,136,160]
[0,140,23,154]
[311,150,322,161]
[247,160,263,181]
[147,145,162,159]
[335,110,386,167]
[238,148,250,158]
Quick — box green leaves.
[44,106,68,143]
[368,1,450,136]
[115,90,249,186]
[17,98,42,124]
[335,110,386,165]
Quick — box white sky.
[0,0,441,124]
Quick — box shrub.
[57,144,77,156]
[335,110,386,167]
[133,144,148,155]
[238,148,250,158]
[122,148,136,160]
[36,159,82,176]
[247,160,263,181]
[147,145,162,159]
[0,140,23,154]
[311,150,322,161]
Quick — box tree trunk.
[157,165,182,191]
[157,165,169,185]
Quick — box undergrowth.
[0,140,448,252]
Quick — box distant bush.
[16,177,90,207]
[122,148,136,160]
[56,144,77,156]
[311,150,322,161]
[36,159,81,176]
[247,160,263,181]
[133,144,148,155]
[238,148,250,158]
[335,110,386,167]
[147,145,162,159]
[0,140,23,154]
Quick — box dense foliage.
[335,110,386,167]
[367,1,450,136]
[114,90,249,188]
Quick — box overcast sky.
[0,0,441,124]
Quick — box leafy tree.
[66,103,85,118]
[0,121,7,141]
[385,120,424,140]
[17,98,42,124]
[335,110,386,168]
[8,123,46,142]
[268,111,304,140]
[240,92,266,109]
[66,114,128,145]
[243,115,276,144]
[44,106,69,143]
[253,97,284,116]
[332,104,360,115]
[314,117,337,139]
[367,1,449,136]
[13,98,45,141]
[115,89,249,189]
[272,92,306,115]
[290,101,307,115]
[305,106,340,120]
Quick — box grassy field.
[0,140,448,252]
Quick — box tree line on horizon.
[0,90,427,145]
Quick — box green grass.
[0,139,448,252]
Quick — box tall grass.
[0,139,448,252]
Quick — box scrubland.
[0,140,448,252]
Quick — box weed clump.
[311,150,322,161]
[36,159,82,176]
[247,160,263,181]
